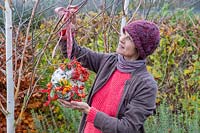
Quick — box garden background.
[0,0,199,132]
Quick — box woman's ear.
[135,48,140,60]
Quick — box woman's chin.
[116,48,123,54]
[116,50,119,54]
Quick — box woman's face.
[116,31,138,61]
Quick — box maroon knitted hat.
[123,20,160,59]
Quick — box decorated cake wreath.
[40,59,89,106]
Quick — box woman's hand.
[58,99,91,114]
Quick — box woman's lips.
[119,44,125,49]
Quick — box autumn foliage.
[0,30,43,132]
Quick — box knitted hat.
[123,20,160,59]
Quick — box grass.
[145,102,200,133]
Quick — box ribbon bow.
[54,5,79,59]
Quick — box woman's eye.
[126,37,131,41]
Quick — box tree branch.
[128,0,143,23]
[0,4,5,11]
[15,0,89,125]
[0,101,8,116]
[15,0,40,100]
[0,68,6,76]
[0,93,6,103]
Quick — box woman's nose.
[120,40,124,44]
[119,36,125,44]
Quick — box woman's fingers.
[71,101,91,114]
[58,99,72,108]
[58,100,90,114]
[58,100,83,109]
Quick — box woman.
[59,20,160,133]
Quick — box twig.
[145,0,153,20]
[15,0,40,100]
[55,0,88,34]
[76,2,113,31]
[0,101,8,116]
[101,0,108,52]
[178,26,199,51]
[158,48,171,88]
[49,106,58,130]
[183,0,200,9]
[0,4,5,10]
[13,4,57,25]
[15,0,88,125]
[8,0,13,10]
[30,0,88,94]
[111,25,120,35]
[0,67,6,76]
[92,0,99,12]
[159,34,173,87]
[12,0,22,21]
[0,27,5,37]
[34,0,88,65]
[0,93,6,103]
[69,0,74,5]
[122,0,125,16]
[13,2,25,84]
[106,0,121,52]
[15,65,47,125]
[127,0,142,24]
[32,20,55,41]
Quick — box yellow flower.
[62,85,72,95]
[60,79,69,86]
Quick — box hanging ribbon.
[54,5,79,59]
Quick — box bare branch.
[106,0,121,52]
[76,2,113,32]
[120,0,130,33]
[13,1,25,84]
[145,0,154,20]
[55,0,88,34]
[0,27,5,37]
[183,0,200,8]
[0,68,6,76]
[69,0,75,5]
[15,0,40,100]
[128,0,143,23]
[15,0,89,125]
[30,0,88,97]
[0,101,8,116]
[122,0,125,16]
[0,4,5,11]
[0,93,6,103]
[111,24,120,35]
[8,0,13,9]
[92,0,99,12]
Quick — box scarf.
[117,54,146,73]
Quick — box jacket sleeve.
[93,83,158,133]
[59,39,109,73]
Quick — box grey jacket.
[60,40,158,133]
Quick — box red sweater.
[84,69,131,133]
